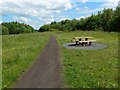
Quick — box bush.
[2,26,9,35]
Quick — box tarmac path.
[14,36,62,88]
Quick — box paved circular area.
[62,42,107,50]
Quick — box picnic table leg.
[85,42,87,46]
[76,41,79,45]
[81,42,84,46]
[89,42,92,45]
[79,42,82,45]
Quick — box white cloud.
[0,21,3,24]
[65,3,73,9]
[58,16,71,22]
[76,6,93,14]
[80,0,88,3]
[1,0,73,29]
[76,14,91,20]
[75,8,80,11]
[69,0,119,3]
[119,1,120,6]
[76,16,86,20]
[13,16,30,23]
[76,7,108,14]
[101,1,119,9]
[60,18,70,21]
[13,16,41,29]
[76,0,119,14]
[55,10,61,13]
[40,17,55,24]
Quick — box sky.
[0,0,119,29]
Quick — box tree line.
[0,21,35,35]
[39,5,120,32]
[1,3,119,35]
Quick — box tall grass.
[0,35,2,90]
[55,31,118,88]
[2,33,50,88]
[2,31,118,88]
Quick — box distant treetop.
[1,21,35,35]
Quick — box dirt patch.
[14,36,62,88]
[63,42,107,50]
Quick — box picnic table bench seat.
[71,39,96,42]
[71,37,96,46]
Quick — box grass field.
[55,31,118,88]
[0,35,2,90]
[2,31,118,88]
[2,33,50,88]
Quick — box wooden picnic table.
[72,37,96,46]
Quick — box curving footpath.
[14,36,62,88]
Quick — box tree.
[109,5,120,32]
[1,21,35,34]
[38,6,119,32]
[118,1,120,7]
[2,26,9,35]
[38,24,50,32]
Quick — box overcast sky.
[0,0,119,29]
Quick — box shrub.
[2,26,9,35]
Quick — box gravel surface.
[14,36,62,88]
[63,42,107,50]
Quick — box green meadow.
[2,33,50,88]
[55,31,118,88]
[0,35,2,90]
[2,31,118,88]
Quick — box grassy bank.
[2,33,50,88]
[55,31,118,88]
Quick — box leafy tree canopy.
[1,21,35,35]
[38,3,120,32]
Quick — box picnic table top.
[72,39,96,42]
[73,37,93,39]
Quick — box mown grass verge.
[54,31,118,88]
[2,32,50,88]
